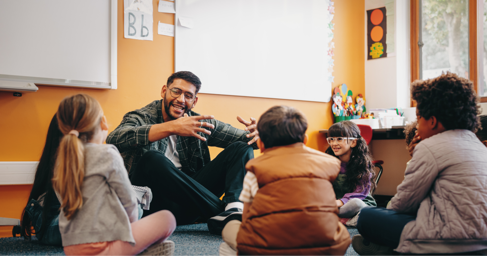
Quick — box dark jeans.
[24,199,62,246]
[358,208,487,255]
[357,207,416,249]
[131,141,254,225]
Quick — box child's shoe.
[346,212,360,227]
[351,235,395,255]
[207,208,242,235]
[219,242,237,256]
[139,240,175,256]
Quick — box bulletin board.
[0,0,117,89]
[175,0,335,102]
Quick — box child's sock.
[225,202,243,211]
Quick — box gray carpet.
[0,224,359,255]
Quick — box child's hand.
[336,199,344,208]
[408,133,421,157]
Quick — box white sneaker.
[207,208,242,235]
[139,240,175,256]
[219,242,237,256]
[346,212,360,227]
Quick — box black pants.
[358,207,487,255]
[357,207,416,249]
[131,141,254,225]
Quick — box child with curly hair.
[325,121,377,220]
[404,121,420,157]
[404,121,418,148]
[353,72,487,255]
[476,115,487,147]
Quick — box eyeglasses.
[169,87,195,101]
[326,137,357,144]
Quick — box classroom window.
[411,0,483,100]
[419,0,469,80]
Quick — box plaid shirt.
[106,100,257,175]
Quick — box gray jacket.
[389,129,487,254]
[58,143,138,247]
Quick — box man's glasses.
[169,88,195,101]
[326,137,357,144]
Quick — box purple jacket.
[338,162,372,204]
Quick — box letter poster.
[367,7,387,60]
[124,0,153,41]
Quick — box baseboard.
[0,162,38,185]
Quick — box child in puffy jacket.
[353,72,487,255]
[219,105,350,255]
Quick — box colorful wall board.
[367,7,387,60]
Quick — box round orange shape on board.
[371,26,383,42]
[370,9,383,25]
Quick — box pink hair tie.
[68,130,79,137]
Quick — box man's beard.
[163,94,189,120]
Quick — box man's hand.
[237,116,259,145]
[171,114,215,141]
[408,132,421,157]
[149,114,215,142]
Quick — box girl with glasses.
[325,121,376,224]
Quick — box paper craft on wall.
[367,7,387,60]
[331,84,374,123]
[332,89,344,117]
[158,22,174,37]
[355,94,366,117]
[158,0,175,13]
[124,0,153,41]
[332,84,353,117]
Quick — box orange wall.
[0,0,364,237]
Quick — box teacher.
[107,71,258,235]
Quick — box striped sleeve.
[239,172,259,203]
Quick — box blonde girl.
[52,94,176,255]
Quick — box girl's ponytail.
[52,94,103,220]
[53,131,85,220]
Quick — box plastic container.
[349,118,381,129]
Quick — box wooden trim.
[470,0,478,93]
[410,0,420,107]
[410,0,420,83]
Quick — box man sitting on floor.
[107,71,258,234]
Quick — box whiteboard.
[0,0,117,89]
[175,0,333,102]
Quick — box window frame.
[410,0,484,103]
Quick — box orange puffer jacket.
[236,143,351,255]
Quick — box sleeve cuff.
[136,125,153,145]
